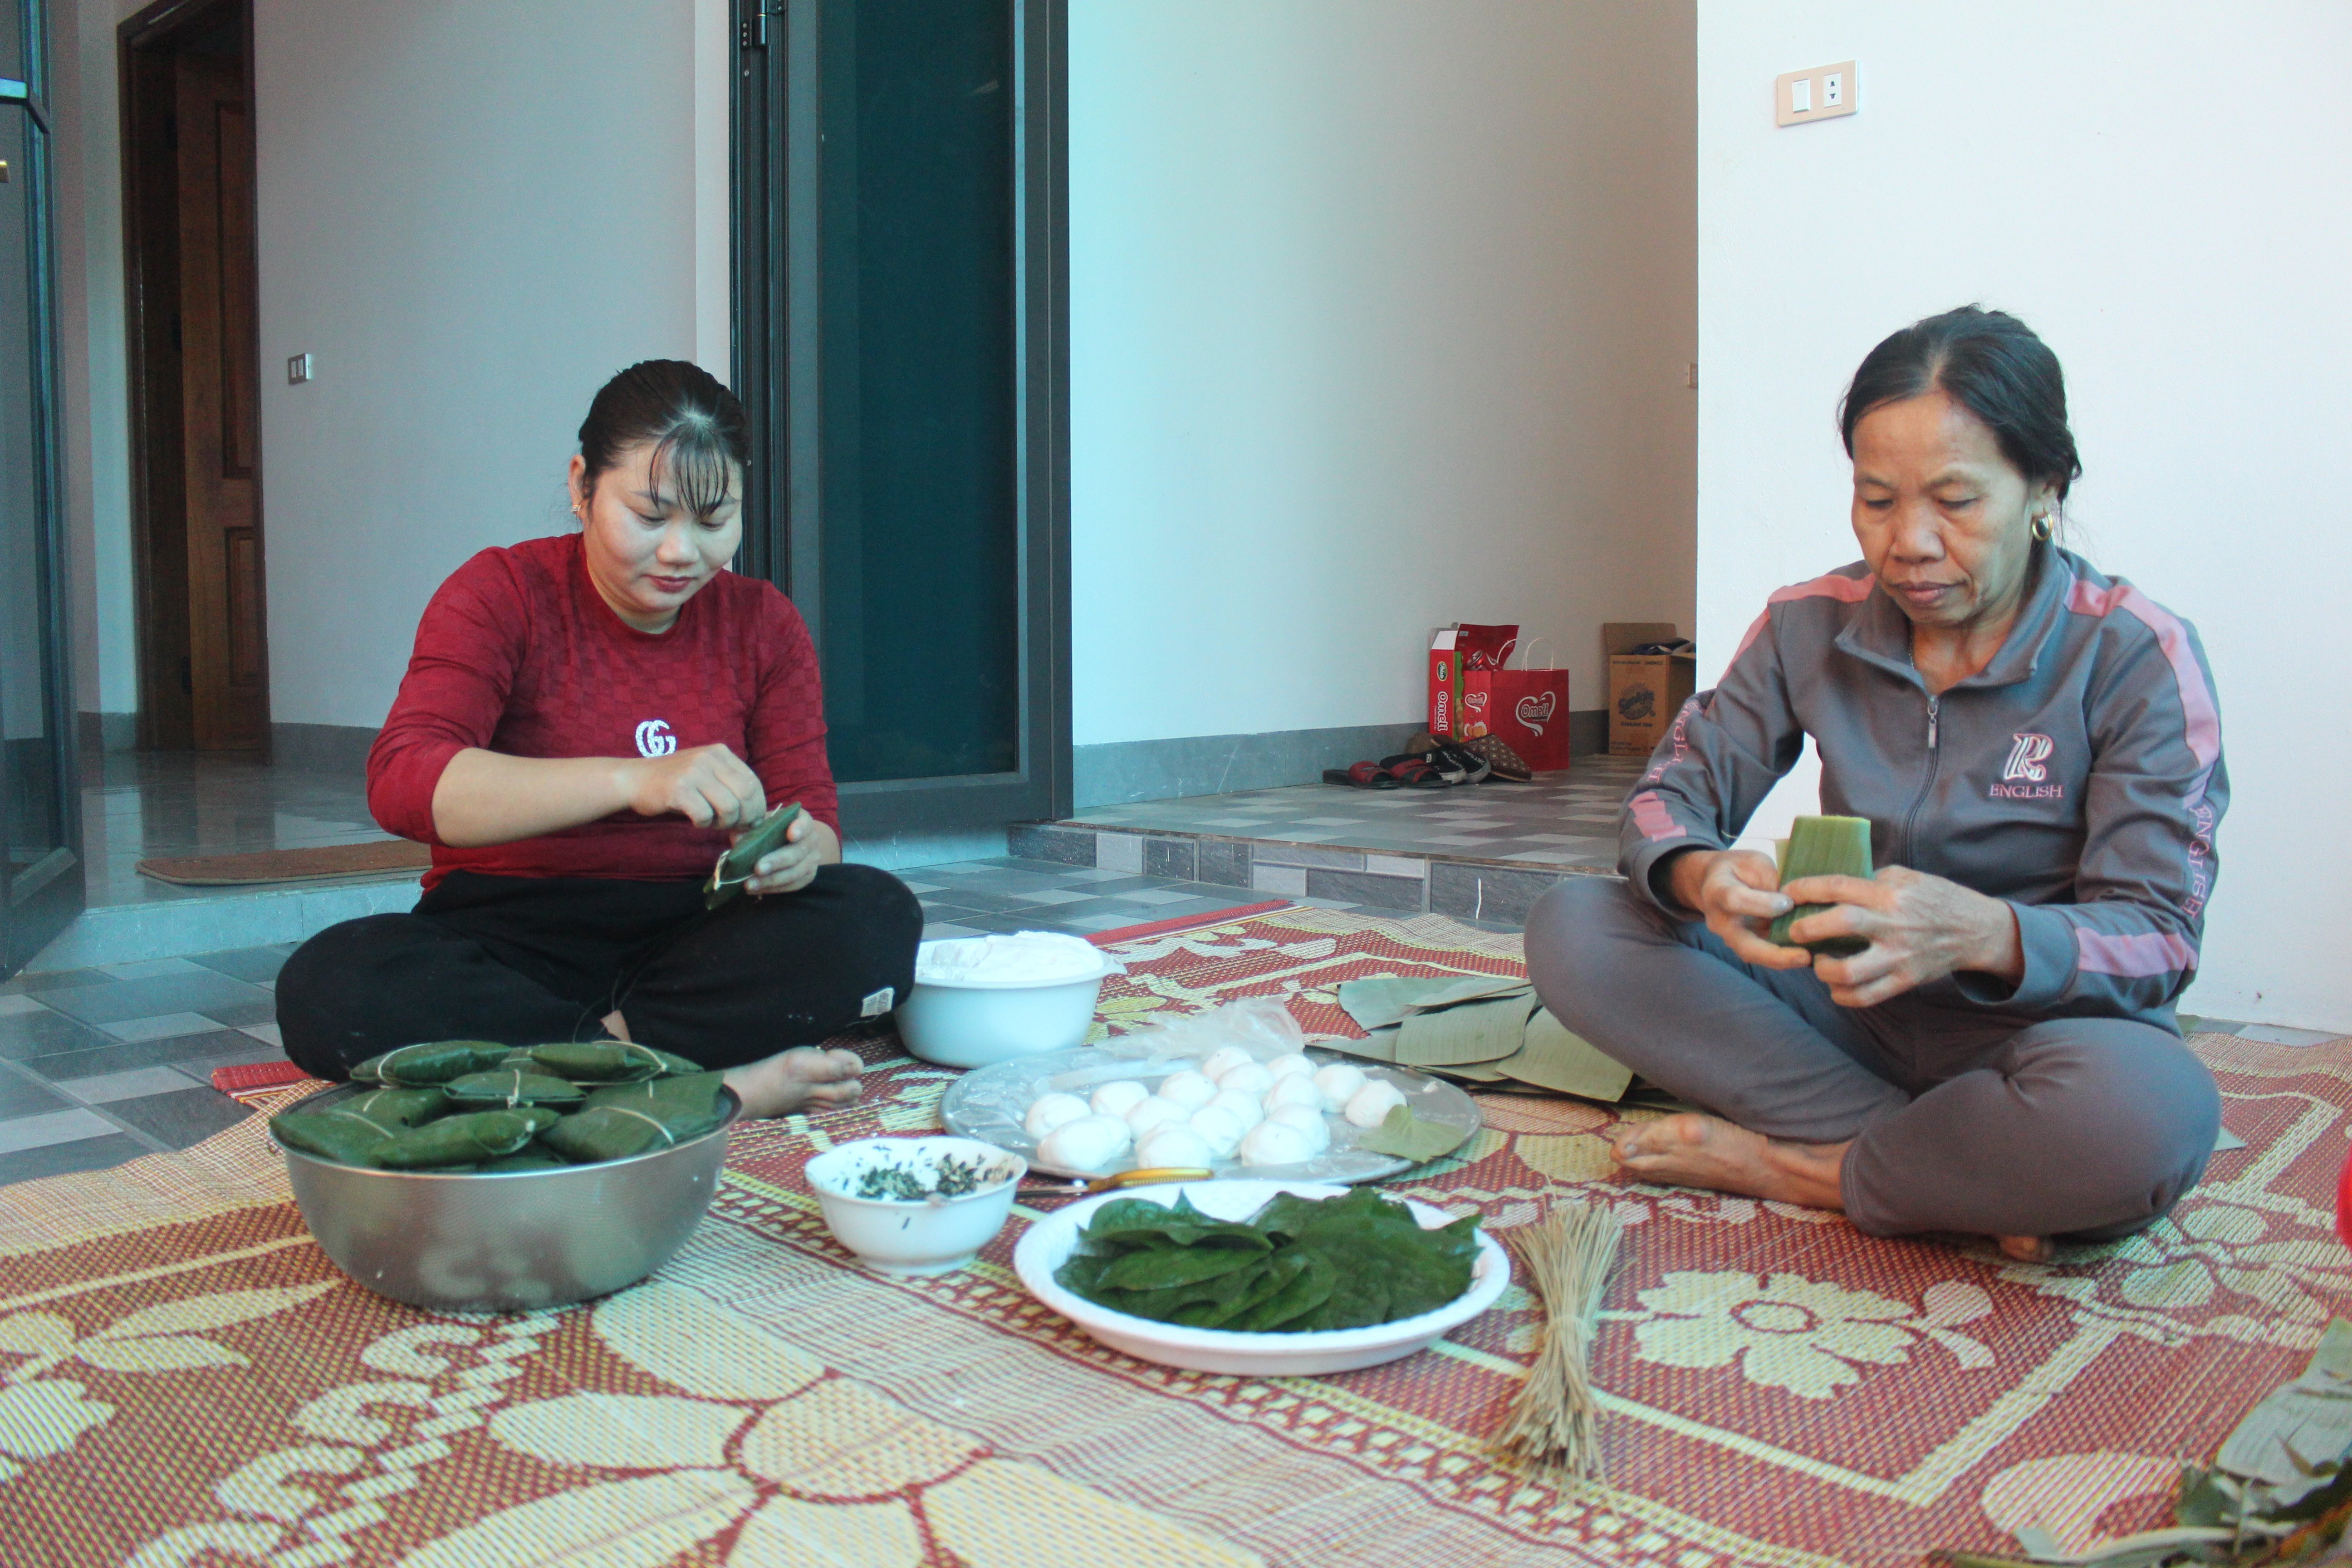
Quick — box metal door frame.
[732,0,1072,839]
[2,0,86,972]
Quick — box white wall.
[1695,2,2352,1027]
[255,0,705,729]
[1069,0,1696,746]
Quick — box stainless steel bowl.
[273,1083,740,1312]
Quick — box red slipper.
[1323,761,1400,789]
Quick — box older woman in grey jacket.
[1528,306,2225,1261]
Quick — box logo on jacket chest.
[635,719,678,758]
[1989,731,2063,800]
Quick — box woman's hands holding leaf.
[627,743,767,830]
[1665,848,1813,970]
[1781,866,2024,1006]
[740,813,838,896]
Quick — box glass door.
[735,0,1069,840]
[0,0,85,973]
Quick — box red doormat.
[5,903,2333,1566]
[137,839,430,886]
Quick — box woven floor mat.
[0,903,2332,1566]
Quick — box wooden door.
[174,52,266,750]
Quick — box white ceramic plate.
[1013,1180,1511,1376]
[940,1047,1480,1184]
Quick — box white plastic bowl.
[1013,1180,1511,1376]
[805,1137,1026,1275]
[896,944,1122,1068]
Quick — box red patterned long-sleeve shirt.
[368,533,838,889]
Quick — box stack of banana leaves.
[1933,1318,2352,1567]
[267,1040,731,1173]
[1329,975,1657,1105]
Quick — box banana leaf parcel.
[368,1108,562,1171]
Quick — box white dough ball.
[1200,1045,1255,1083]
[1037,1113,1132,1173]
[1218,1062,1275,1097]
[1344,1079,1408,1129]
[1266,1052,1315,1081]
[1187,1105,1246,1157]
[1266,1103,1331,1154]
[1207,1088,1264,1130]
[1090,1079,1150,1119]
[1126,1095,1189,1138]
[1136,1125,1215,1169]
[1156,1069,1218,1110]
[1263,1074,1325,1117]
[1238,1120,1316,1168]
[1313,1062,1368,1111]
[1024,1092,1090,1140]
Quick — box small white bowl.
[805,1137,1026,1276]
[1014,1180,1511,1376]
[897,944,1123,1069]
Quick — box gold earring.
[2030,512,2054,542]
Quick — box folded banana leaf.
[271,1087,451,1163]
[349,1053,388,1085]
[370,1107,560,1170]
[525,1041,670,1084]
[475,1146,573,1173]
[374,1040,517,1088]
[705,801,802,909]
[542,1073,731,1162]
[443,1069,587,1108]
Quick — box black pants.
[277,864,923,1080]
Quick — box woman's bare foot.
[724,1046,865,1119]
[1611,1112,1847,1211]
[1996,1235,2053,1263]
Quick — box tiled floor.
[83,748,397,908]
[1062,754,1651,870]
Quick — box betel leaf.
[1225,1251,1338,1332]
[1079,1194,1272,1255]
[1355,1103,1473,1163]
[1096,1242,1269,1294]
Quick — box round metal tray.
[939,1046,1480,1184]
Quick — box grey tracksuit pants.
[1524,877,2222,1241]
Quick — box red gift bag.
[1465,638,1571,771]
[1427,624,1518,737]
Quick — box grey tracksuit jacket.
[1621,542,2225,1028]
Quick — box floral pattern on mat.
[0,904,2334,1568]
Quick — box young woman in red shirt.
[276,361,921,1118]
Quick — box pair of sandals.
[1324,735,1527,790]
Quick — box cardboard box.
[1604,622,1695,757]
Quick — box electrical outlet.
[1775,61,1858,127]
[287,352,313,384]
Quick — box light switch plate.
[287,353,313,384]
[1775,61,1857,127]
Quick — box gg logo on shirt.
[634,719,678,758]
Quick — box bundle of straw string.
[1494,1200,1626,1485]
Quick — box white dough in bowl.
[1207,1088,1264,1131]
[1266,1103,1331,1154]
[1313,1062,1368,1111]
[1266,1052,1315,1081]
[1187,1105,1245,1157]
[1200,1045,1254,1083]
[915,931,1105,985]
[1218,1062,1275,1097]
[1263,1074,1324,1117]
[1135,1125,1215,1169]
[1238,1120,1315,1167]
[1156,1069,1217,1110]
[1038,1113,1132,1173]
[1024,1092,1090,1140]
[1344,1080,1408,1129]
[1091,1079,1150,1119]
[1126,1095,1189,1138]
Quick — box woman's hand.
[1665,848,1815,971]
[1783,866,2024,1007]
[626,744,767,830]
[740,813,841,897]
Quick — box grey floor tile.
[0,995,46,1017]
[51,1066,199,1103]
[0,1007,122,1062]
[0,968,115,997]
[16,1027,270,1082]
[1100,887,1203,907]
[99,1012,231,1044]
[0,1133,149,1186]
[95,1088,251,1149]
[1005,888,1094,906]
[236,1023,284,1049]
[196,997,279,1029]
[188,946,296,984]
[2237,1023,2341,1047]
[97,957,210,980]
[0,1107,121,1154]
[922,923,985,942]
[40,970,271,1027]
[0,1068,74,1119]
